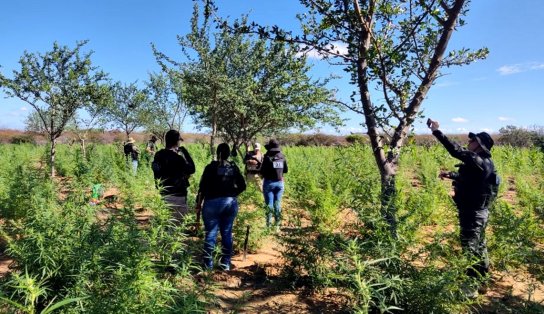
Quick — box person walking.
[195,143,246,271]
[428,118,500,298]
[244,142,264,191]
[145,135,158,164]
[123,137,139,175]
[260,139,288,230]
[152,130,196,224]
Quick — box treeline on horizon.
[2,125,544,150]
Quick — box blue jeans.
[202,197,238,269]
[263,180,284,227]
[132,160,139,175]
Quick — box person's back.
[260,150,288,181]
[196,143,246,271]
[124,142,138,161]
[152,129,195,223]
[152,148,195,196]
[200,160,246,200]
[260,139,288,229]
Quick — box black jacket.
[124,143,139,161]
[260,151,288,181]
[152,147,196,196]
[198,160,246,199]
[433,130,498,208]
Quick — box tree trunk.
[50,137,56,177]
[244,141,249,155]
[381,171,398,239]
[210,115,217,160]
[80,138,86,159]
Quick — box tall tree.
[0,41,109,177]
[67,95,110,159]
[103,82,150,139]
[154,3,341,157]
[144,72,188,143]
[234,0,488,236]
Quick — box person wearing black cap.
[428,118,500,298]
[195,143,246,271]
[260,139,288,230]
[152,129,196,224]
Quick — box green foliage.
[499,125,544,149]
[143,72,187,141]
[0,40,110,176]
[154,3,341,152]
[10,134,37,145]
[345,134,368,145]
[103,81,151,138]
[1,142,543,313]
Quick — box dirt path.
[207,231,349,314]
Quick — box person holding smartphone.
[428,118,500,298]
[152,129,196,224]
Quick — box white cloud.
[338,126,364,134]
[20,107,28,111]
[497,62,544,75]
[452,117,468,123]
[435,81,458,88]
[456,128,468,133]
[498,65,522,75]
[481,128,493,133]
[498,116,514,121]
[297,42,349,59]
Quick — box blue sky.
[1,0,542,135]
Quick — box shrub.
[498,125,544,148]
[345,134,368,145]
[10,134,37,145]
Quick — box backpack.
[216,161,237,188]
[123,143,132,155]
[124,143,138,160]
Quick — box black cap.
[264,139,281,152]
[468,132,494,155]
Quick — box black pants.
[458,207,489,280]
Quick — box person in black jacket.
[196,143,246,271]
[152,130,196,224]
[260,139,288,229]
[428,118,500,298]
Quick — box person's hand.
[427,118,440,131]
[438,171,450,180]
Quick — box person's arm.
[179,146,196,175]
[233,164,246,195]
[259,156,268,175]
[198,164,211,201]
[283,158,288,174]
[428,118,472,162]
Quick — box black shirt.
[152,147,196,196]
[199,160,246,200]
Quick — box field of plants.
[0,141,543,313]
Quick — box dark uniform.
[433,130,499,280]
